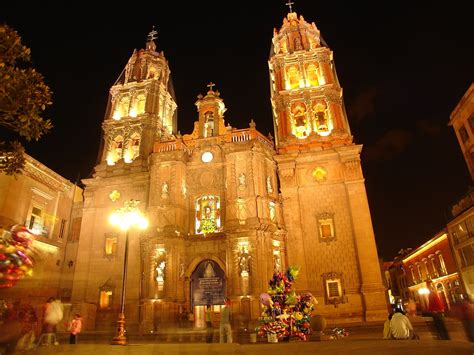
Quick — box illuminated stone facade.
[71,11,387,330]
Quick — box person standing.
[68,314,82,344]
[219,298,232,343]
[205,304,213,343]
[427,281,450,340]
[389,309,415,339]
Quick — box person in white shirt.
[390,309,414,339]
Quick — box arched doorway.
[190,259,226,328]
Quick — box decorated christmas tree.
[0,225,35,288]
[256,266,316,341]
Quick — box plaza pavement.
[27,340,474,355]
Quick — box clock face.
[201,151,213,163]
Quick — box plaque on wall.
[191,259,226,306]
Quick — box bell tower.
[95,28,177,175]
[195,82,227,138]
[272,9,387,321]
[269,11,351,152]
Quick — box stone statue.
[266,176,273,193]
[161,181,169,199]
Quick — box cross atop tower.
[147,26,158,42]
[285,0,294,13]
[207,82,215,92]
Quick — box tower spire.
[285,0,294,13]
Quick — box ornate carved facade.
[71,10,387,330]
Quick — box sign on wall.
[191,259,226,306]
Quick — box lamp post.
[109,199,148,345]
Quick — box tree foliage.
[0,23,53,175]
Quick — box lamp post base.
[111,313,127,345]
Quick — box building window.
[459,243,474,268]
[437,253,448,275]
[27,206,44,235]
[409,266,416,284]
[99,290,113,309]
[304,62,320,87]
[104,236,118,257]
[469,114,474,134]
[317,212,335,243]
[322,272,346,306]
[69,217,82,242]
[416,263,422,281]
[107,135,124,165]
[124,132,141,163]
[291,102,310,139]
[195,195,222,235]
[58,219,67,239]
[459,125,469,143]
[429,255,439,278]
[423,259,430,279]
[286,65,301,90]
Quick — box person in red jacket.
[68,314,82,344]
[427,281,450,340]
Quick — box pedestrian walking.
[427,281,450,340]
[205,304,213,343]
[458,298,474,342]
[68,313,82,344]
[219,298,232,343]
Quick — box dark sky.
[2,1,472,260]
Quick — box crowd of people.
[384,284,474,341]
[0,297,82,351]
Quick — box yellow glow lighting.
[109,199,149,231]
[402,233,447,263]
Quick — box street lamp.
[109,199,148,345]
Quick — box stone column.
[345,180,388,321]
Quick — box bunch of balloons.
[0,225,36,288]
[256,265,317,341]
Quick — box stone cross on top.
[285,0,294,13]
[147,26,157,42]
[207,82,215,92]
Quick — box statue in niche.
[236,200,247,225]
[273,253,281,272]
[266,176,273,193]
[155,260,166,283]
[238,173,246,190]
[203,261,216,278]
[161,181,169,199]
[239,248,251,276]
[315,111,328,131]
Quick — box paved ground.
[27,340,474,355]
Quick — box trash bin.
[250,333,257,343]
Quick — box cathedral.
[70,10,387,331]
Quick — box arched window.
[136,94,146,115]
[118,96,130,118]
[312,101,333,137]
[123,133,140,163]
[286,65,301,90]
[106,135,124,165]
[305,63,319,87]
[203,111,214,138]
[195,195,222,235]
[291,102,310,139]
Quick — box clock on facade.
[201,151,213,163]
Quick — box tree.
[0,23,52,175]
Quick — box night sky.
[2,1,472,260]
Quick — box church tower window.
[117,96,130,119]
[124,133,141,163]
[106,135,124,165]
[203,111,215,138]
[312,101,333,136]
[136,94,146,116]
[195,195,222,235]
[286,65,301,90]
[305,63,320,87]
[291,102,310,139]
